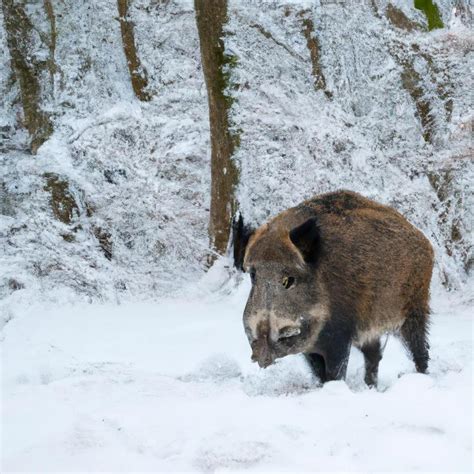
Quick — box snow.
[2,274,472,472]
[1,2,473,470]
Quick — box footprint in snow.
[179,353,241,383]
[241,361,319,397]
[194,439,270,472]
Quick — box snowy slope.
[0,0,210,311]
[229,0,473,290]
[1,1,473,312]
[2,274,472,472]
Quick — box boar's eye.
[249,269,256,283]
[282,276,295,289]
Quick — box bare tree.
[2,0,54,153]
[117,0,151,101]
[299,9,331,98]
[195,0,239,259]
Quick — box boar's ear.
[289,217,320,264]
[232,213,255,271]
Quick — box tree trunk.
[382,4,437,144]
[195,0,239,258]
[43,0,57,88]
[1,0,54,153]
[117,0,151,101]
[299,10,331,98]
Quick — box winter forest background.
[1,0,472,315]
[0,0,473,472]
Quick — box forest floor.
[1,275,472,472]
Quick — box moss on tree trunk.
[195,0,239,258]
[414,0,444,31]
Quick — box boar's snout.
[251,338,275,368]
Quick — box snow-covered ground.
[1,273,472,472]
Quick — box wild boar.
[235,190,434,386]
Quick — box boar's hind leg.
[360,339,382,387]
[305,353,326,383]
[400,309,430,374]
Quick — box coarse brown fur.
[240,190,434,386]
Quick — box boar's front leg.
[307,320,353,382]
[305,353,327,383]
[323,342,351,381]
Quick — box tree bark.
[1,0,54,153]
[383,5,435,144]
[299,10,331,98]
[117,0,151,101]
[195,0,239,258]
[43,0,56,88]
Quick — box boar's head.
[242,216,329,368]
